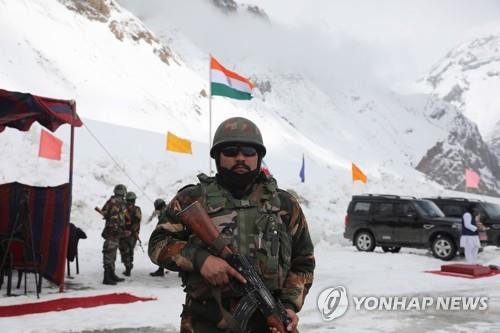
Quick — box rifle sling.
[208,235,227,255]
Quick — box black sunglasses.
[221,145,258,157]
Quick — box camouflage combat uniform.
[148,172,315,333]
[149,201,168,276]
[101,195,127,272]
[119,202,142,273]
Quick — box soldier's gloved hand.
[200,255,246,286]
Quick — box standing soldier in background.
[100,184,127,285]
[120,191,142,277]
[148,117,315,332]
[149,198,168,277]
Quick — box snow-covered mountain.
[415,98,500,196]
[2,0,500,216]
[3,2,500,332]
[489,121,500,162]
[417,34,500,137]
[409,32,500,195]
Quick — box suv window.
[352,202,371,215]
[414,200,444,218]
[396,203,416,217]
[439,204,463,217]
[482,202,500,219]
[372,203,393,216]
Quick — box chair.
[0,237,10,291]
[66,223,87,277]
[1,238,42,298]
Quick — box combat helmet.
[126,192,137,201]
[210,117,266,158]
[114,184,127,196]
[154,198,166,210]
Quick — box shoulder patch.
[277,189,300,207]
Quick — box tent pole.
[60,103,76,292]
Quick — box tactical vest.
[125,205,141,232]
[185,173,292,295]
[101,196,127,240]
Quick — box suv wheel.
[431,235,456,261]
[382,246,401,253]
[355,231,376,252]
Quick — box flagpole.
[208,54,213,176]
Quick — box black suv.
[425,197,500,246]
[344,194,462,260]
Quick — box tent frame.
[0,89,80,293]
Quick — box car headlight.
[492,224,500,230]
[452,223,462,229]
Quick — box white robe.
[460,212,480,264]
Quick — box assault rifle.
[94,206,145,253]
[177,201,290,333]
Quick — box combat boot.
[149,267,165,277]
[110,270,125,282]
[103,270,117,285]
[123,264,132,277]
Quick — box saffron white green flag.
[210,56,254,100]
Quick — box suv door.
[371,202,395,243]
[393,202,424,244]
[345,201,372,239]
[437,204,464,218]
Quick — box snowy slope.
[416,33,500,137]
[0,0,458,196]
[1,1,500,332]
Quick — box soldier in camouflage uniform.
[101,184,127,285]
[148,117,315,332]
[149,198,168,277]
[119,191,142,277]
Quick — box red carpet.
[0,293,156,317]
[426,264,500,279]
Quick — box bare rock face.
[418,34,500,136]
[416,105,500,196]
[60,0,111,22]
[60,0,173,65]
[211,0,238,12]
[415,34,500,195]
[209,0,268,20]
[245,5,268,19]
[250,76,272,95]
[488,120,500,163]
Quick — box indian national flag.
[210,56,254,100]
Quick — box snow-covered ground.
[2,236,499,332]
[1,1,500,332]
[1,117,499,332]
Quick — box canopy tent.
[0,89,82,132]
[0,88,82,292]
[0,182,70,287]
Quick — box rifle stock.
[177,201,290,333]
[95,206,105,217]
[177,201,232,257]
